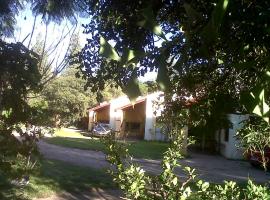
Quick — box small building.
[88,102,110,130]
[88,95,247,159]
[117,98,146,139]
[215,114,249,159]
[88,92,166,141]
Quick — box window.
[125,122,140,131]
[224,128,229,142]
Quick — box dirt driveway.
[38,140,270,184]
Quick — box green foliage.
[103,129,270,200]
[99,36,120,61]
[39,66,93,126]
[1,1,270,199]
[79,0,270,143]
[193,179,270,200]
[0,0,22,37]
[103,129,196,200]
[156,129,195,200]
[136,5,166,40]
[156,54,171,92]
[243,89,270,123]
[103,133,149,199]
[236,117,270,170]
[199,0,229,55]
[0,40,42,182]
[0,159,115,200]
[123,78,142,102]
[36,66,123,127]
[245,180,270,200]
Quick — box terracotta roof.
[117,98,146,110]
[88,102,110,111]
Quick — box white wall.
[216,114,249,159]
[144,94,154,140]
[144,92,166,141]
[88,110,95,131]
[109,96,130,131]
[91,93,167,141]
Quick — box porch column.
[88,110,95,131]
[144,97,154,140]
[181,126,189,155]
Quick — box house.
[88,102,110,130]
[215,114,249,159]
[88,92,168,141]
[88,94,248,159]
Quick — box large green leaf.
[200,0,229,56]
[251,89,269,122]
[122,78,142,102]
[210,0,229,29]
[99,36,120,61]
[121,48,144,67]
[183,3,203,26]
[137,6,166,40]
[156,55,171,92]
[242,88,270,123]
[122,49,135,63]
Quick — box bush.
[103,129,270,200]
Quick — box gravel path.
[38,140,270,184]
[39,140,109,169]
[37,140,270,199]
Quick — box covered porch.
[117,98,146,139]
[88,102,110,131]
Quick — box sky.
[12,5,157,82]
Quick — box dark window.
[125,122,140,131]
[130,123,140,130]
[224,128,229,142]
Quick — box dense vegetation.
[0,0,270,199]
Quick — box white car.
[92,123,111,136]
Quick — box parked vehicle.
[246,147,270,168]
[92,123,111,137]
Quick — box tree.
[1,0,270,198]
[0,39,42,178]
[77,0,270,148]
[0,0,87,182]
[32,32,123,127]
[33,65,123,127]
[38,66,94,127]
[79,0,269,109]
[0,0,88,38]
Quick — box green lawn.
[46,128,169,160]
[0,159,115,200]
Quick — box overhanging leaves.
[99,36,120,61]
[121,48,144,67]
[137,6,166,40]
[156,55,171,92]
[183,3,203,26]
[200,0,229,56]
[122,78,142,102]
[251,89,270,122]
[241,88,270,123]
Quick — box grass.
[46,128,169,160]
[0,159,115,200]
[128,140,170,160]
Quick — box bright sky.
[12,5,157,81]
[12,7,87,71]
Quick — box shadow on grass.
[0,159,116,200]
[46,137,105,152]
[46,136,170,160]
